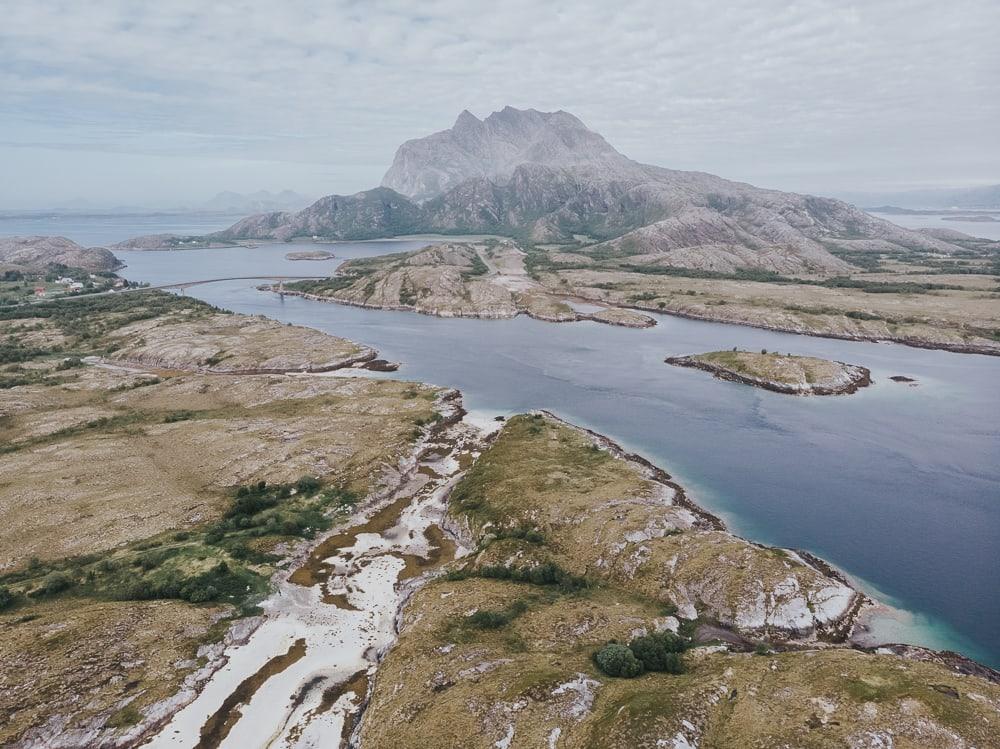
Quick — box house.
[56,277,74,285]
[34,287,46,297]
[69,282,85,291]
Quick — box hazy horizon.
[2,1,998,209]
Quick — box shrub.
[56,357,84,370]
[594,643,644,678]
[39,571,74,596]
[464,599,530,630]
[630,633,686,673]
[295,475,321,495]
[466,609,510,629]
[184,584,219,603]
[205,528,225,544]
[0,585,16,610]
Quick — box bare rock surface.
[0,235,121,272]
[106,313,373,373]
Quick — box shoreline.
[664,355,873,396]
[262,285,656,329]
[265,283,999,357]
[90,400,997,747]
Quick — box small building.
[56,277,74,285]
[34,287,46,297]
[69,282,84,291]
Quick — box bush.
[594,643,644,678]
[184,584,219,603]
[56,357,84,370]
[39,571,74,596]
[594,630,689,678]
[295,475,321,495]
[464,599,530,630]
[0,585,16,610]
[629,632,687,673]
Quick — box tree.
[629,632,686,673]
[594,643,644,678]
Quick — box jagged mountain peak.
[381,106,632,201]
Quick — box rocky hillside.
[281,240,654,327]
[358,414,1000,749]
[382,107,639,201]
[212,108,963,275]
[0,236,121,272]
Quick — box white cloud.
[0,0,997,206]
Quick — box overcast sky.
[2,0,998,208]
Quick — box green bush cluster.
[492,525,545,544]
[464,599,530,630]
[108,561,251,604]
[446,562,589,592]
[593,630,690,678]
[0,585,18,610]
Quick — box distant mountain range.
[837,185,1000,211]
[212,107,964,274]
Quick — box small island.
[666,349,872,395]
[285,250,336,261]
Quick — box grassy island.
[666,349,872,395]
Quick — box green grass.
[0,477,360,612]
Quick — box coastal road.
[9,275,330,307]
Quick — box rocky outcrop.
[104,312,374,374]
[0,236,121,272]
[279,241,655,329]
[666,351,872,395]
[382,107,639,201]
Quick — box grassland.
[548,263,1000,354]
[359,414,1000,748]
[0,291,444,746]
[443,414,857,636]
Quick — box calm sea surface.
[5,217,999,668]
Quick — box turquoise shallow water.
[4,214,996,669]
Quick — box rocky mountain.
[382,107,641,200]
[0,236,121,272]
[213,108,965,274]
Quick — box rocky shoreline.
[97,347,379,376]
[264,285,656,329]
[665,353,873,396]
[623,299,1000,357]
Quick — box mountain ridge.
[212,107,964,274]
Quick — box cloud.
[0,0,997,206]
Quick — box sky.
[1,0,998,209]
